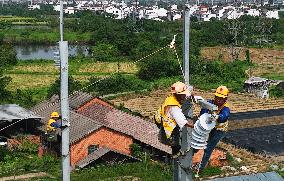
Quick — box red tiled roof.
[32,101,103,144]
[77,98,172,154]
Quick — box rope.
[168,34,185,80]
[0,43,171,133]
[0,119,24,132]
[172,45,185,79]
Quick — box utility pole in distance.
[60,1,70,181]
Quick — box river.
[15,45,92,60]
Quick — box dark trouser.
[159,125,181,155]
[199,128,226,170]
[171,127,181,155]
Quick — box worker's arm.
[169,106,194,128]
[217,107,230,123]
[50,122,61,128]
[199,99,213,115]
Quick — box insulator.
[191,113,216,150]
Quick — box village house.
[32,92,171,169]
[0,104,42,137]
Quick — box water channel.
[15,45,92,60]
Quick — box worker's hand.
[185,120,194,128]
[185,122,194,128]
[193,96,204,103]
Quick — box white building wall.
[266,10,279,19]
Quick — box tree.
[0,45,17,67]
[0,75,11,100]
[87,74,148,95]
[92,43,119,61]
[0,45,17,100]
[47,76,82,98]
[137,49,180,80]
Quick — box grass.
[2,29,92,43]
[277,169,284,178]
[198,166,223,177]
[6,74,58,90]
[0,16,36,21]
[262,73,284,81]
[72,162,172,181]
[77,62,137,74]
[5,61,137,90]
[226,152,242,168]
[11,21,48,25]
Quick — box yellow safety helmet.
[50,112,59,118]
[215,86,229,98]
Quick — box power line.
[0,43,173,134]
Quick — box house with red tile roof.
[32,92,171,169]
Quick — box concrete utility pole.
[60,1,70,181]
[173,7,192,181]
[183,8,190,86]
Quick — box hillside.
[201,47,284,80]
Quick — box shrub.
[130,143,143,158]
[47,76,82,98]
[137,49,180,80]
[12,89,36,108]
[87,74,148,95]
[190,58,249,92]
[270,84,284,98]
[92,43,119,61]
[18,140,38,154]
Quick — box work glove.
[192,96,204,104]
[185,85,193,99]
[209,113,219,122]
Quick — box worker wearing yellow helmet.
[46,111,62,133]
[195,85,230,173]
[154,81,194,156]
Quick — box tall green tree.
[0,45,17,100]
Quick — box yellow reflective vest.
[215,102,230,132]
[154,95,181,139]
[47,119,56,132]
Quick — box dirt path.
[0,172,48,181]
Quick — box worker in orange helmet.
[154,81,195,156]
[195,85,230,173]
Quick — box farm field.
[5,61,137,90]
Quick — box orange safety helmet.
[50,112,60,118]
[171,81,191,95]
[215,86,229,98]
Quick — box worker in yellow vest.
[195,85,230,173]
[46,112,62,133]
[154,81,194,156]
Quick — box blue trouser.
[199,128,226,170]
